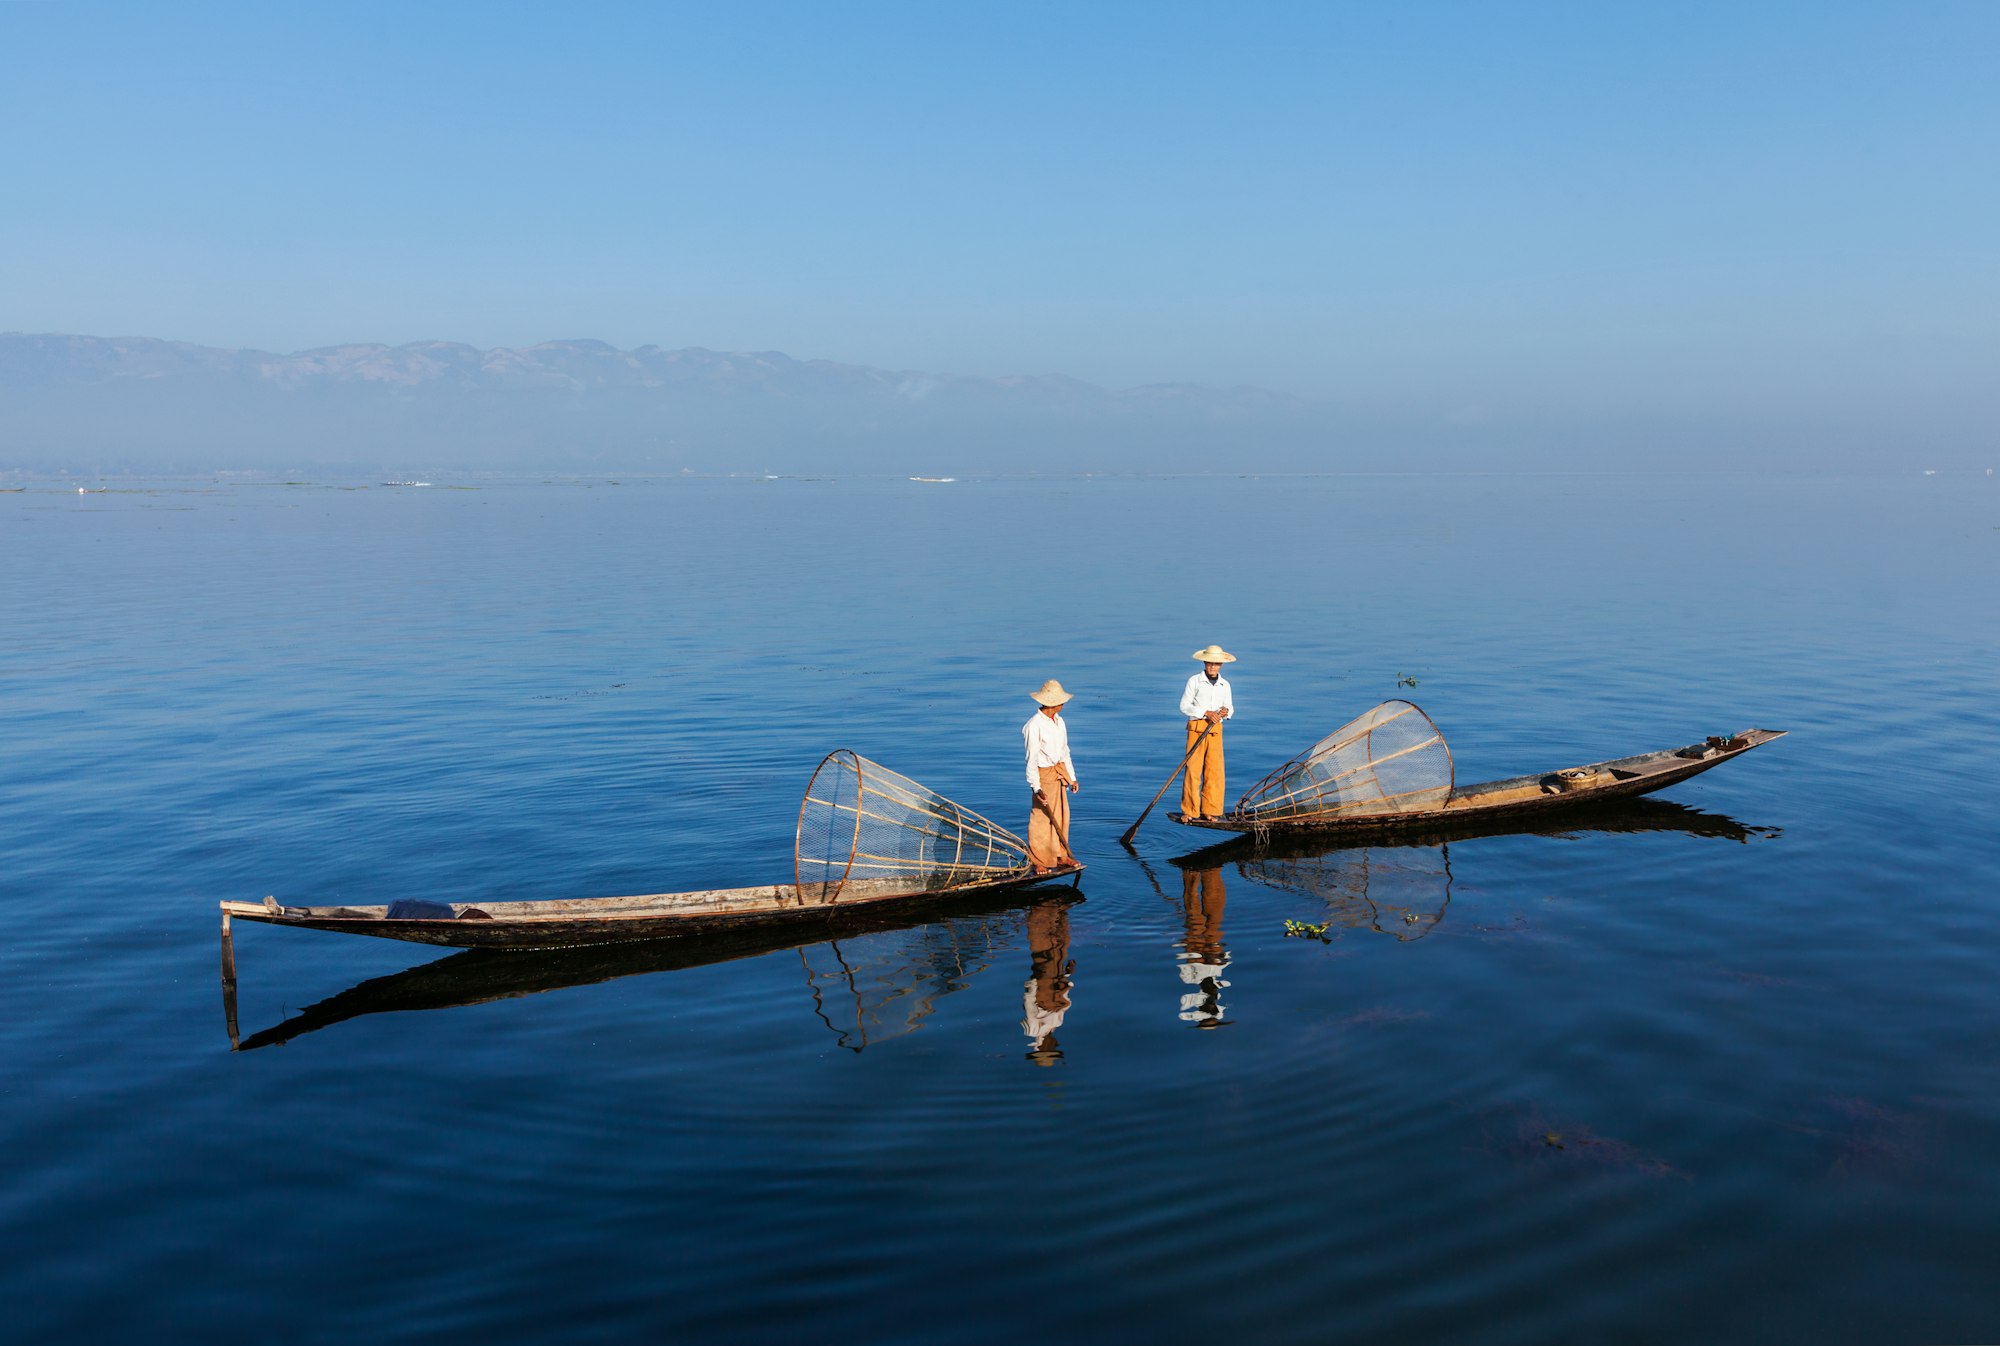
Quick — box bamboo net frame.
[795,750,1032,903]
[1235,699,1455,821]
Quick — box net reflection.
[1244,844,1453,941]
[799,913,1016,1052]
[224,888,1083,1054]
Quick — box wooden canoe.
[224,888,1083,1050]
[1172,728,1785,836]
[222,747,1078,950]
[219,863,1084,951]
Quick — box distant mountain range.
[0,332,1328,474]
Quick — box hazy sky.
[3,1,1995,449]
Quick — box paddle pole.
[1119,719,1217,849]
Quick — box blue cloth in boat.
[386,898,456,920]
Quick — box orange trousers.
[1180,865,1228,963]
[1181,719,1226,818]
[1029,765,1075,869]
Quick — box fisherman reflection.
[1022,899,1074,1065]
[1177,863,1230,1028]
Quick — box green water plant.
[1284,918,1331,942]
[1396,672,1420,687]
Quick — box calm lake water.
[2,471,1995,1343]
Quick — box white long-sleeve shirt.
[1180,672,1235,721]
[1022,712,1076,791]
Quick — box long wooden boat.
[1172,700,1784,837]
[221,749,1082,949]
[220,866,1082,950]
[224,888,1082,1050]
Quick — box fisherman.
[1023,679,1079,873]
[1180,644,1237,820]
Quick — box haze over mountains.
[0,332,1328,476]
[2,332,1975,477]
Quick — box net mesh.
[1235,699,1454,821]
[795,750,1031,903]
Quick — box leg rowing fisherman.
[1180,644,1237,820]
[1023,679,1080,874]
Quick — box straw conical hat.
[1191,645,1237,663]
[1030,679,1074,706]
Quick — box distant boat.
[1923,470,1937,476]
[909,476,957,483]
[381,480,433,487]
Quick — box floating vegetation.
[1283,918,1331,942]
[1476,1103,1687,1180]
[1396,671,1420,687]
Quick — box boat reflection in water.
[1167,797,1779,944]
[224,887,1083,1055]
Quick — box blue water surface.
[1,471,1995,1344]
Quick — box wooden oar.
[1119,719,1217,848]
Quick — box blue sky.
[3,1,1995,451]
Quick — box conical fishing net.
[796,750,1031,902]
[1235,699,1454,821]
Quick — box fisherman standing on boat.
[1180,645,1237,820]
[1023,680,1079,873]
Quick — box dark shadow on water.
[1154,798,1777,944]
[1166,796,1778,871]
[226,886,1084,1053]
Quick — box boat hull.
[222,864,1084,950]
[1172,730,1783,837]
